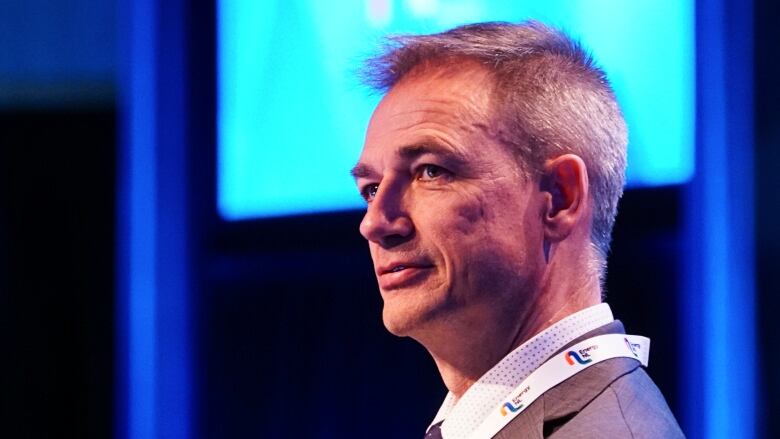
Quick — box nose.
[359,181,414,248]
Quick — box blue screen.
[218,0,693,220]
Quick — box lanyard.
[466,334,650,439]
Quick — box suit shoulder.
[607,367,685,438]
[547,367,684,438]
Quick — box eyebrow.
[350,142,469,180]
[350,163,376,180]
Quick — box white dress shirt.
[428,303,615,439]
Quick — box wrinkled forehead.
[363,62,497,150]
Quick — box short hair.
[361,20,628,274]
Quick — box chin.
[382,318,409,337]
[380,292,446,337]
[381,306,418,337]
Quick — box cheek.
[453,198,485,235]
[441,186,493,236]
[449,187,506,238]
[416,184,531,258]
[446,187,538,264]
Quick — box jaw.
[379,280,450,337]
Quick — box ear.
[540,154,589,243]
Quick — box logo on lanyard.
[565,345,597,365]
[500,402,523,416]
[500,386,530,416]
[625,337,640,357]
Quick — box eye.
[360,183,379,202]
[417,164,449,181]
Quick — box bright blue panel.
[117,0,157,437]
[117,0,192,438]
[218,0,694,220]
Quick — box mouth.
[376,262,434,290]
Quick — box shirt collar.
[428,303,615,439]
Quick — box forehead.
[361,64,496,159]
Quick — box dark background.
[0,110,116,438]
[754,1,780,437]
[0,0,777,437]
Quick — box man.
[351,21,684,438]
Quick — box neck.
[419,270,601,401]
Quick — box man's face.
[354,65,546,337]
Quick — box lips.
[376,261,434,290]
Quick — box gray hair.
[361,20,628,277]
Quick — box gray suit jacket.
[494,321,684,438]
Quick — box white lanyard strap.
[467,334,650,439]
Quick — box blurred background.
[0,0,776,437]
